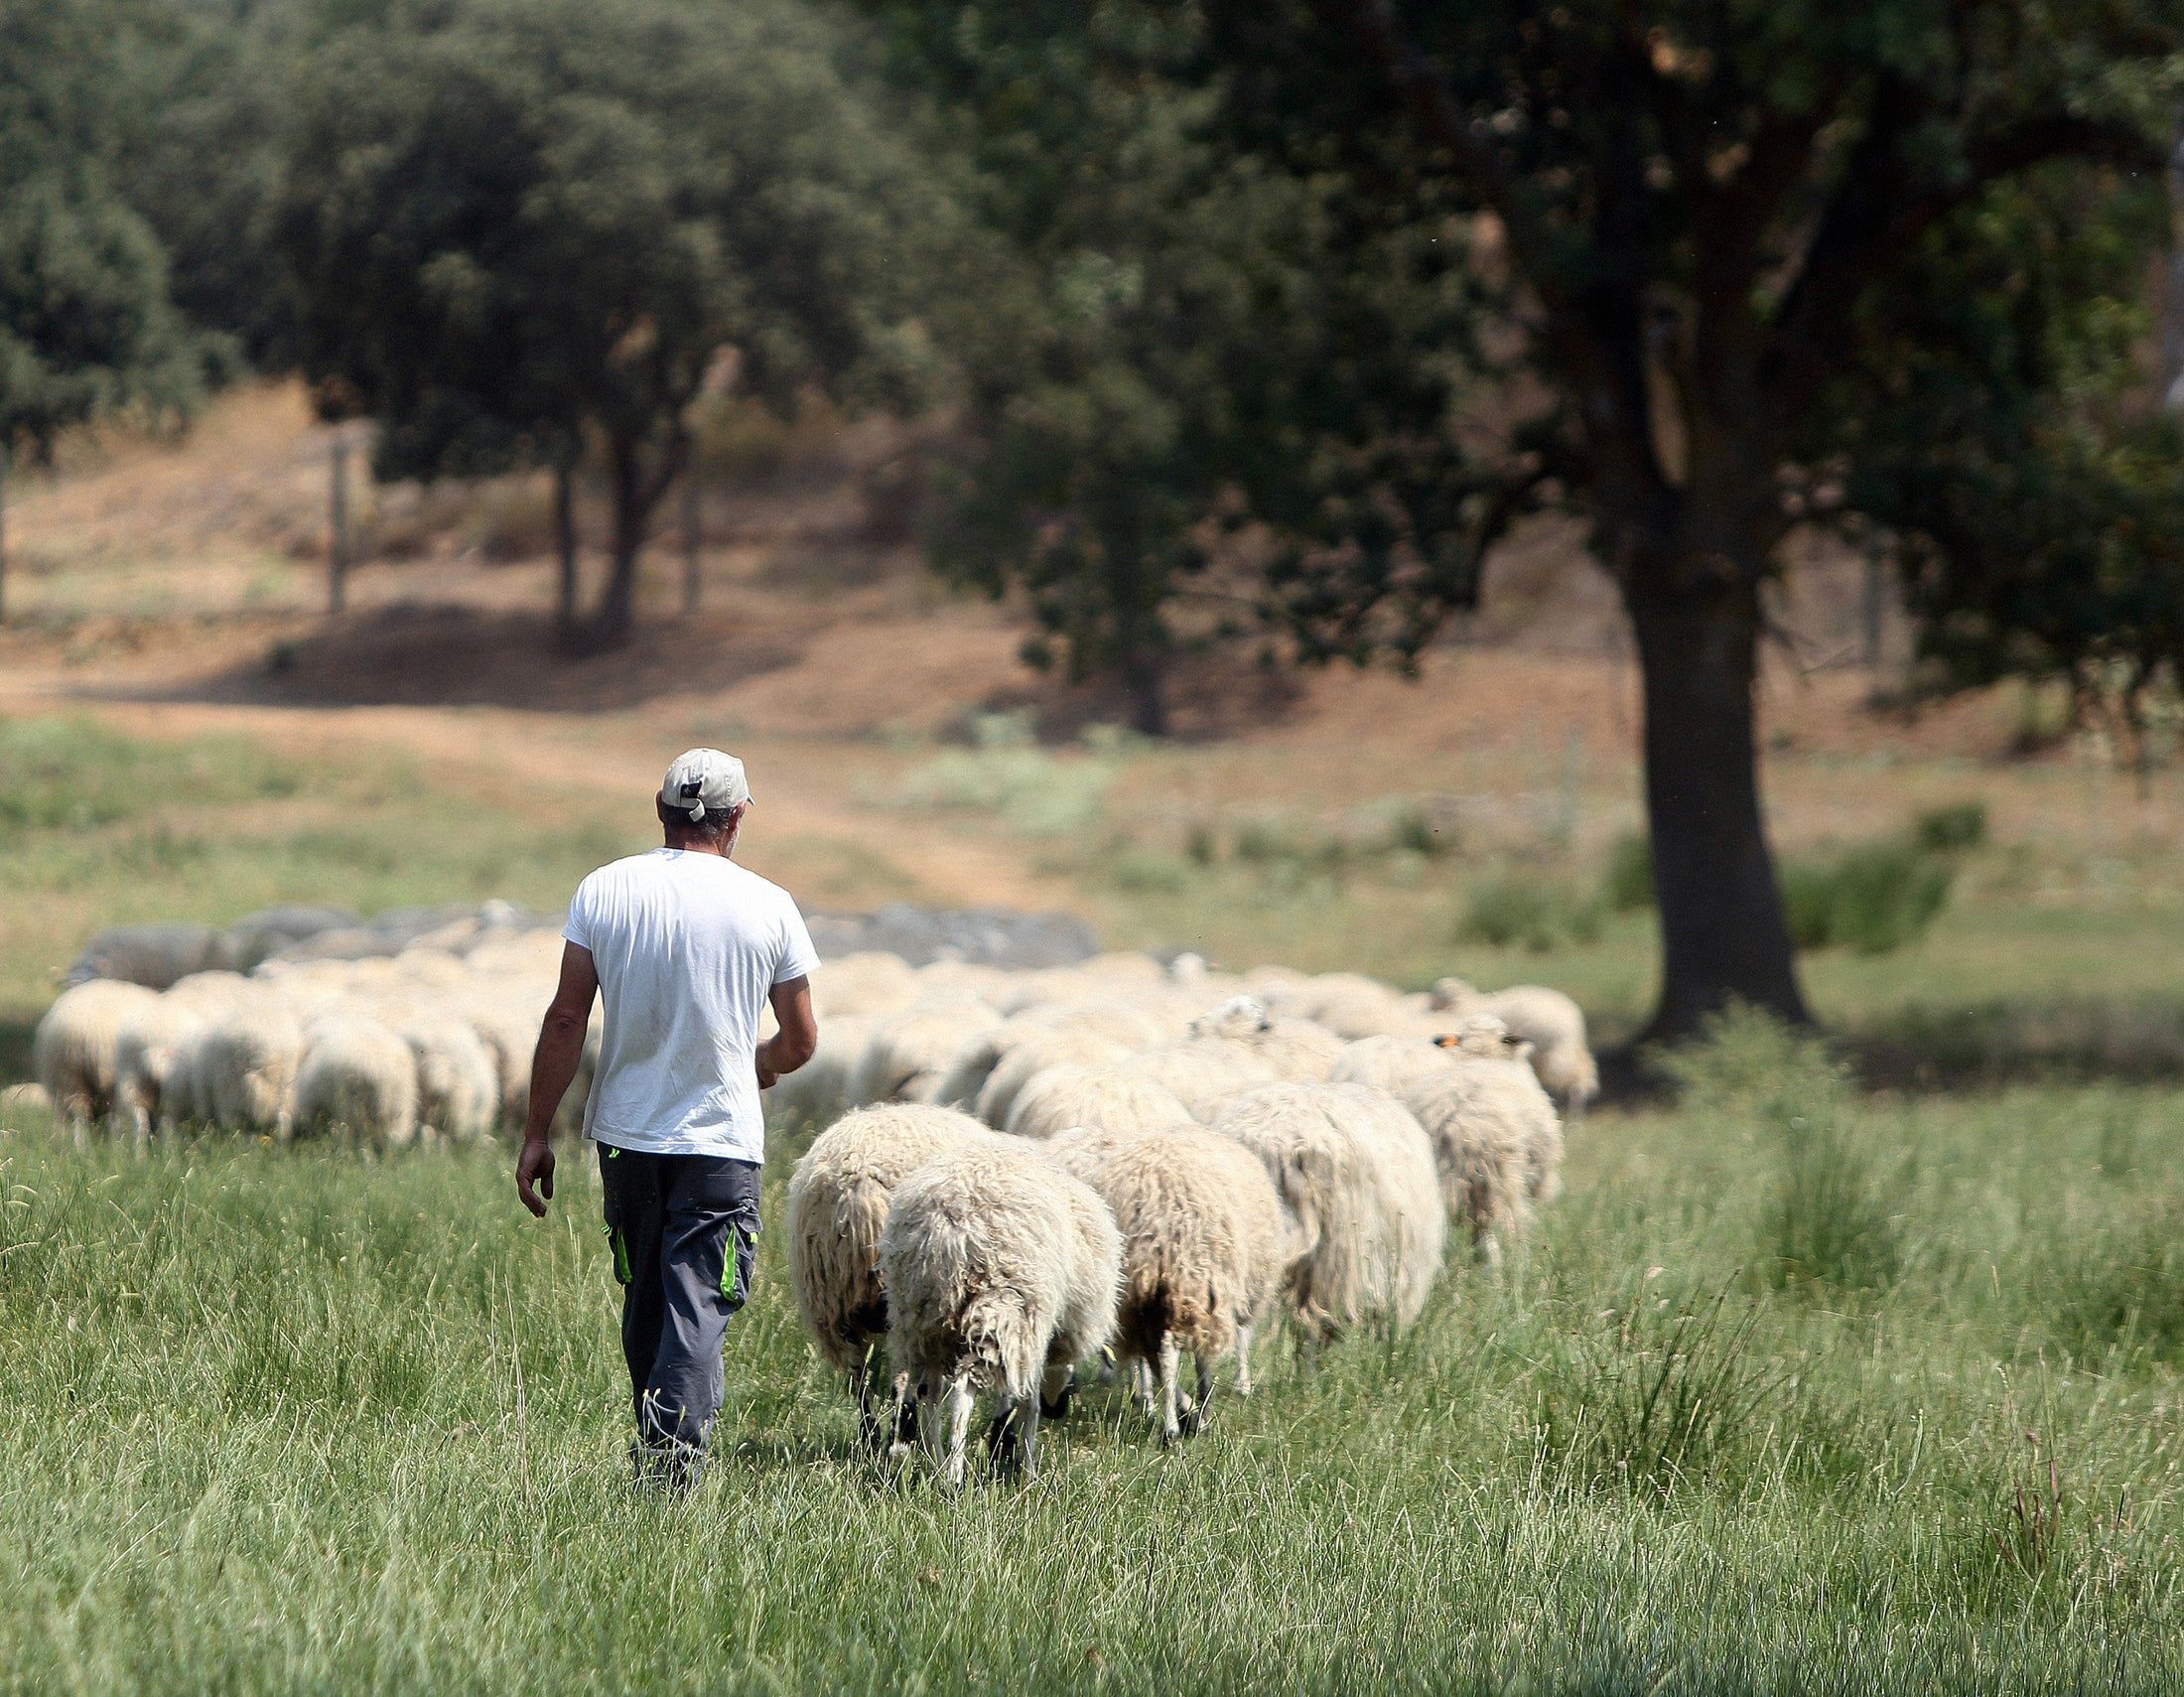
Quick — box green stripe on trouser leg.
[609,1226,632,1286]
[721,1219,755,1313]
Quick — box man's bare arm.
[516,941,600,1217]
[756,975,817,1089]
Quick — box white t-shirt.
[562,849,819,1162]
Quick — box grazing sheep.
[1003,1063,1195,1141]
[1432,1013,1566,1210]
[113,995,210,1142]
[1186,995,1345,1082]
[401,1017,501,1143]
[185,1008,305,1137]
[968,1026,1136,1128]
[881,1139,1123,1485]
[1212,1082,1445,1341]
[33,980,160,1126]
[1432,977,1598,1116]
[1328,1033,1465,1106]
[1,1081,53,1123]
[1397,1016,1547,1267]
[847,1002,1003,1106]
[1119,1043,1283,1124]
[1045,1123,1293,1441]
[784,1102,1005,1448]
[455,994,545,1128]
[293,1017,421,1150]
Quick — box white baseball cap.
[659,748,751,824]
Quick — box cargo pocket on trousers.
[722,1211,758,1315]
[601,1158,633,1289]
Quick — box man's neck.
[663,835,734,859]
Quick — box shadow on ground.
[100,602,808,713]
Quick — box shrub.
[1537,1280,1785,1499]
[890,713,1125,836]
[1459,878,1563,951]
[1914,800,1990,854]
[1386,801,1451,859]
[1782,838,1952,953]
[1600,831,1654,912]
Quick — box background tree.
[882,7,1504,736]
[274,0,941,649]
[0,0,205,623]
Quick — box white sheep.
[769,1010,878,1127]
[183,1007,305,1137]
[967,1025,1135,1128]
[881,1138,1123,1485]
[1432,1012,1566,1209]
[292,1016,420,1150]
[112,995,210,1142]
[401,1017,501,1143]
[1186,995,1345,1082]
[783,1102,1005,1449]
[1328,1033,1464,1105]
[1003,1063,1195,1141]
[846,1001,1003,1105]
[1400,1015,1549,1267]
[1432,976,1598,1116]
[33,980,159,1127]
[1117,1043,1283,1123]
[934,1002,1168,1113]
[1044,1122,1294,1441]
[1212,1081,1445,1342]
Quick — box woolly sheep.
[1432,1013,1566,1210]
[293,1016,420,1149]
[1432,977,1598,1116]
[113,995,210,1142]
[1186,995,1345,1082]
[971,1027,1136,1128]
[881,1138,1123,1485]
[401,1017,500,1143]
[184,1007,305,1137]
[784,1102,1005,1448]
[1399,1016,1549,1267]
[933,999,1162,1113]
[1212,1082,1445,1341]
[1117,1043,1282,1123]
[1003,1063,1195,1141]
[847,1002,1003,1106]
[1045,1123,1293,1441]
[33,980,159,1126]
[1328,1034,1464,1106]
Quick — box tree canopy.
[274,0,944,645]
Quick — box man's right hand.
[516,1136,557,1218]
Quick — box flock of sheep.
[26,931,1597,1486]
[780,949,1594,1485]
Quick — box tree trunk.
[680,472,701,616]
[589,441,648,650]
[1122,640,1168,737]
[328,431,351,616]
[1628,577,1810,1043]
[0,444,9,627]
[551,461,579,647]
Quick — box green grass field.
[5,709,2184,1691]
[3,1031,2180,1692]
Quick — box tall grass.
[1,1061,2180,1692]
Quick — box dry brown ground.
[2,379,2165,916]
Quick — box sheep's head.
[1428,976,1480,1012]
[1434,1013,1518,1060]
[1166,951,1211,984]
[1189,995,1272,1043]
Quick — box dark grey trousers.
[597,1144,760,1473]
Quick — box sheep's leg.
[921,1376,973,1489]
[1475,1225,1505,1278]
[1156,1333,1182,1446]
[989,1388,1043,1481]
[890,1367,920,1450]
[1039,1361,1075,1420]
[1179,1351,1214,1438]
[1234,1323,1256,1397]
[1133,1357,1156,1416]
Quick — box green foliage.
[888,713,1129,836]
[1915,801,1990,855]
[1782,838,1954,954]
[1600,831,1655,913]
[274,0,943,640]
[0,0,205,460]
[1459,877,1600,953]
